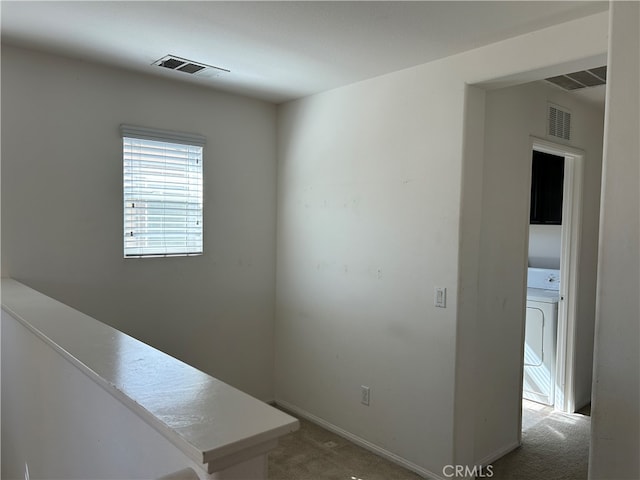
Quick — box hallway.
[268,401,591,479]
[491,400,591,480]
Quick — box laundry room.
[525,147,565,408]
[470,70,605,463]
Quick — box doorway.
[525,137,585,414]
[463,76,605,470]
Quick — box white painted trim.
[560,151,583,415]
[274,399,444,480]
[530,137,586,158]
[529,136,584,414]
[475,440,521,467]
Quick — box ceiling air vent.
[548,104,572,141]
[153,55,230,78]
[545,66,606,91]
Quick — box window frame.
[121,124,206,258]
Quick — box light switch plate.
[434,287,446,308]
[361,385,370,406]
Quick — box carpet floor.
[268,412,423,480]
[490,400,591,480]
[268,401,591,480]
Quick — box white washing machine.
[523,268,560,406]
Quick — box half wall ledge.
[1,278,298,479]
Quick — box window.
[121,125,205,257]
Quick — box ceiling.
[1,1,609,104]
[570,85,607,107]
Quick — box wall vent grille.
[152,55,230,77]
[548,104,572,141]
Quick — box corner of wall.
[455,84,486,467]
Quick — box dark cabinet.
[530,151,564,225]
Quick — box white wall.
[475,80,604,462]
[275,12,608,477]
[590,2,640,478]
[1,45,278,401]
[529,225,562,269]
[276,67,465,477]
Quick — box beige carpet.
[269,401,591,479]
[268,413,423,480]
[490,400,591,480]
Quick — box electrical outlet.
[361,385,370,406]
[434,287,447,308]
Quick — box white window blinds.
[121,125,205,258]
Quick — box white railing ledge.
[1,278,299,476]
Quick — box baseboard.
[475,440,521,467]
[274,399,446,480]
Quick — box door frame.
[528,136,584,413]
